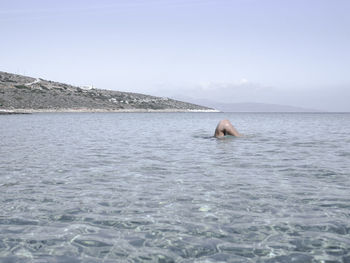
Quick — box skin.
[214,119,241,138]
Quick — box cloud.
[239,78,248,84]
[154,79,277,103]
[153,80,350,111]
[187,80,277,103]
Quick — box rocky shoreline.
[0,71,216,112]
[0,110,30,115]
[0,108,218,114]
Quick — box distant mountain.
[205,101,321,112]
[0,71,214,112]
[170,96,321,112]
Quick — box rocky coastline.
[0,109,30,115]
[0,71,217,113]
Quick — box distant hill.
[0,71,214,112]
[170,96,321,112]
[205,102,321,112]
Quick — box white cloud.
[153,80,273,103]
[152,80,350,111]
[239,78,248,84]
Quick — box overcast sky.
[1,0,349,111]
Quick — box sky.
[1,0,350,111]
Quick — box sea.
[0,112,349,263]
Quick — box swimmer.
[214,119,241,138]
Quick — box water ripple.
[0,113,350,262]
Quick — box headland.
[0,71,217,113]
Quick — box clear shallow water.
[0,112,350,263]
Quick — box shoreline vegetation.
[0,71,217,113]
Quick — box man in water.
[214,119,241,138]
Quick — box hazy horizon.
[1,0,349,111]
